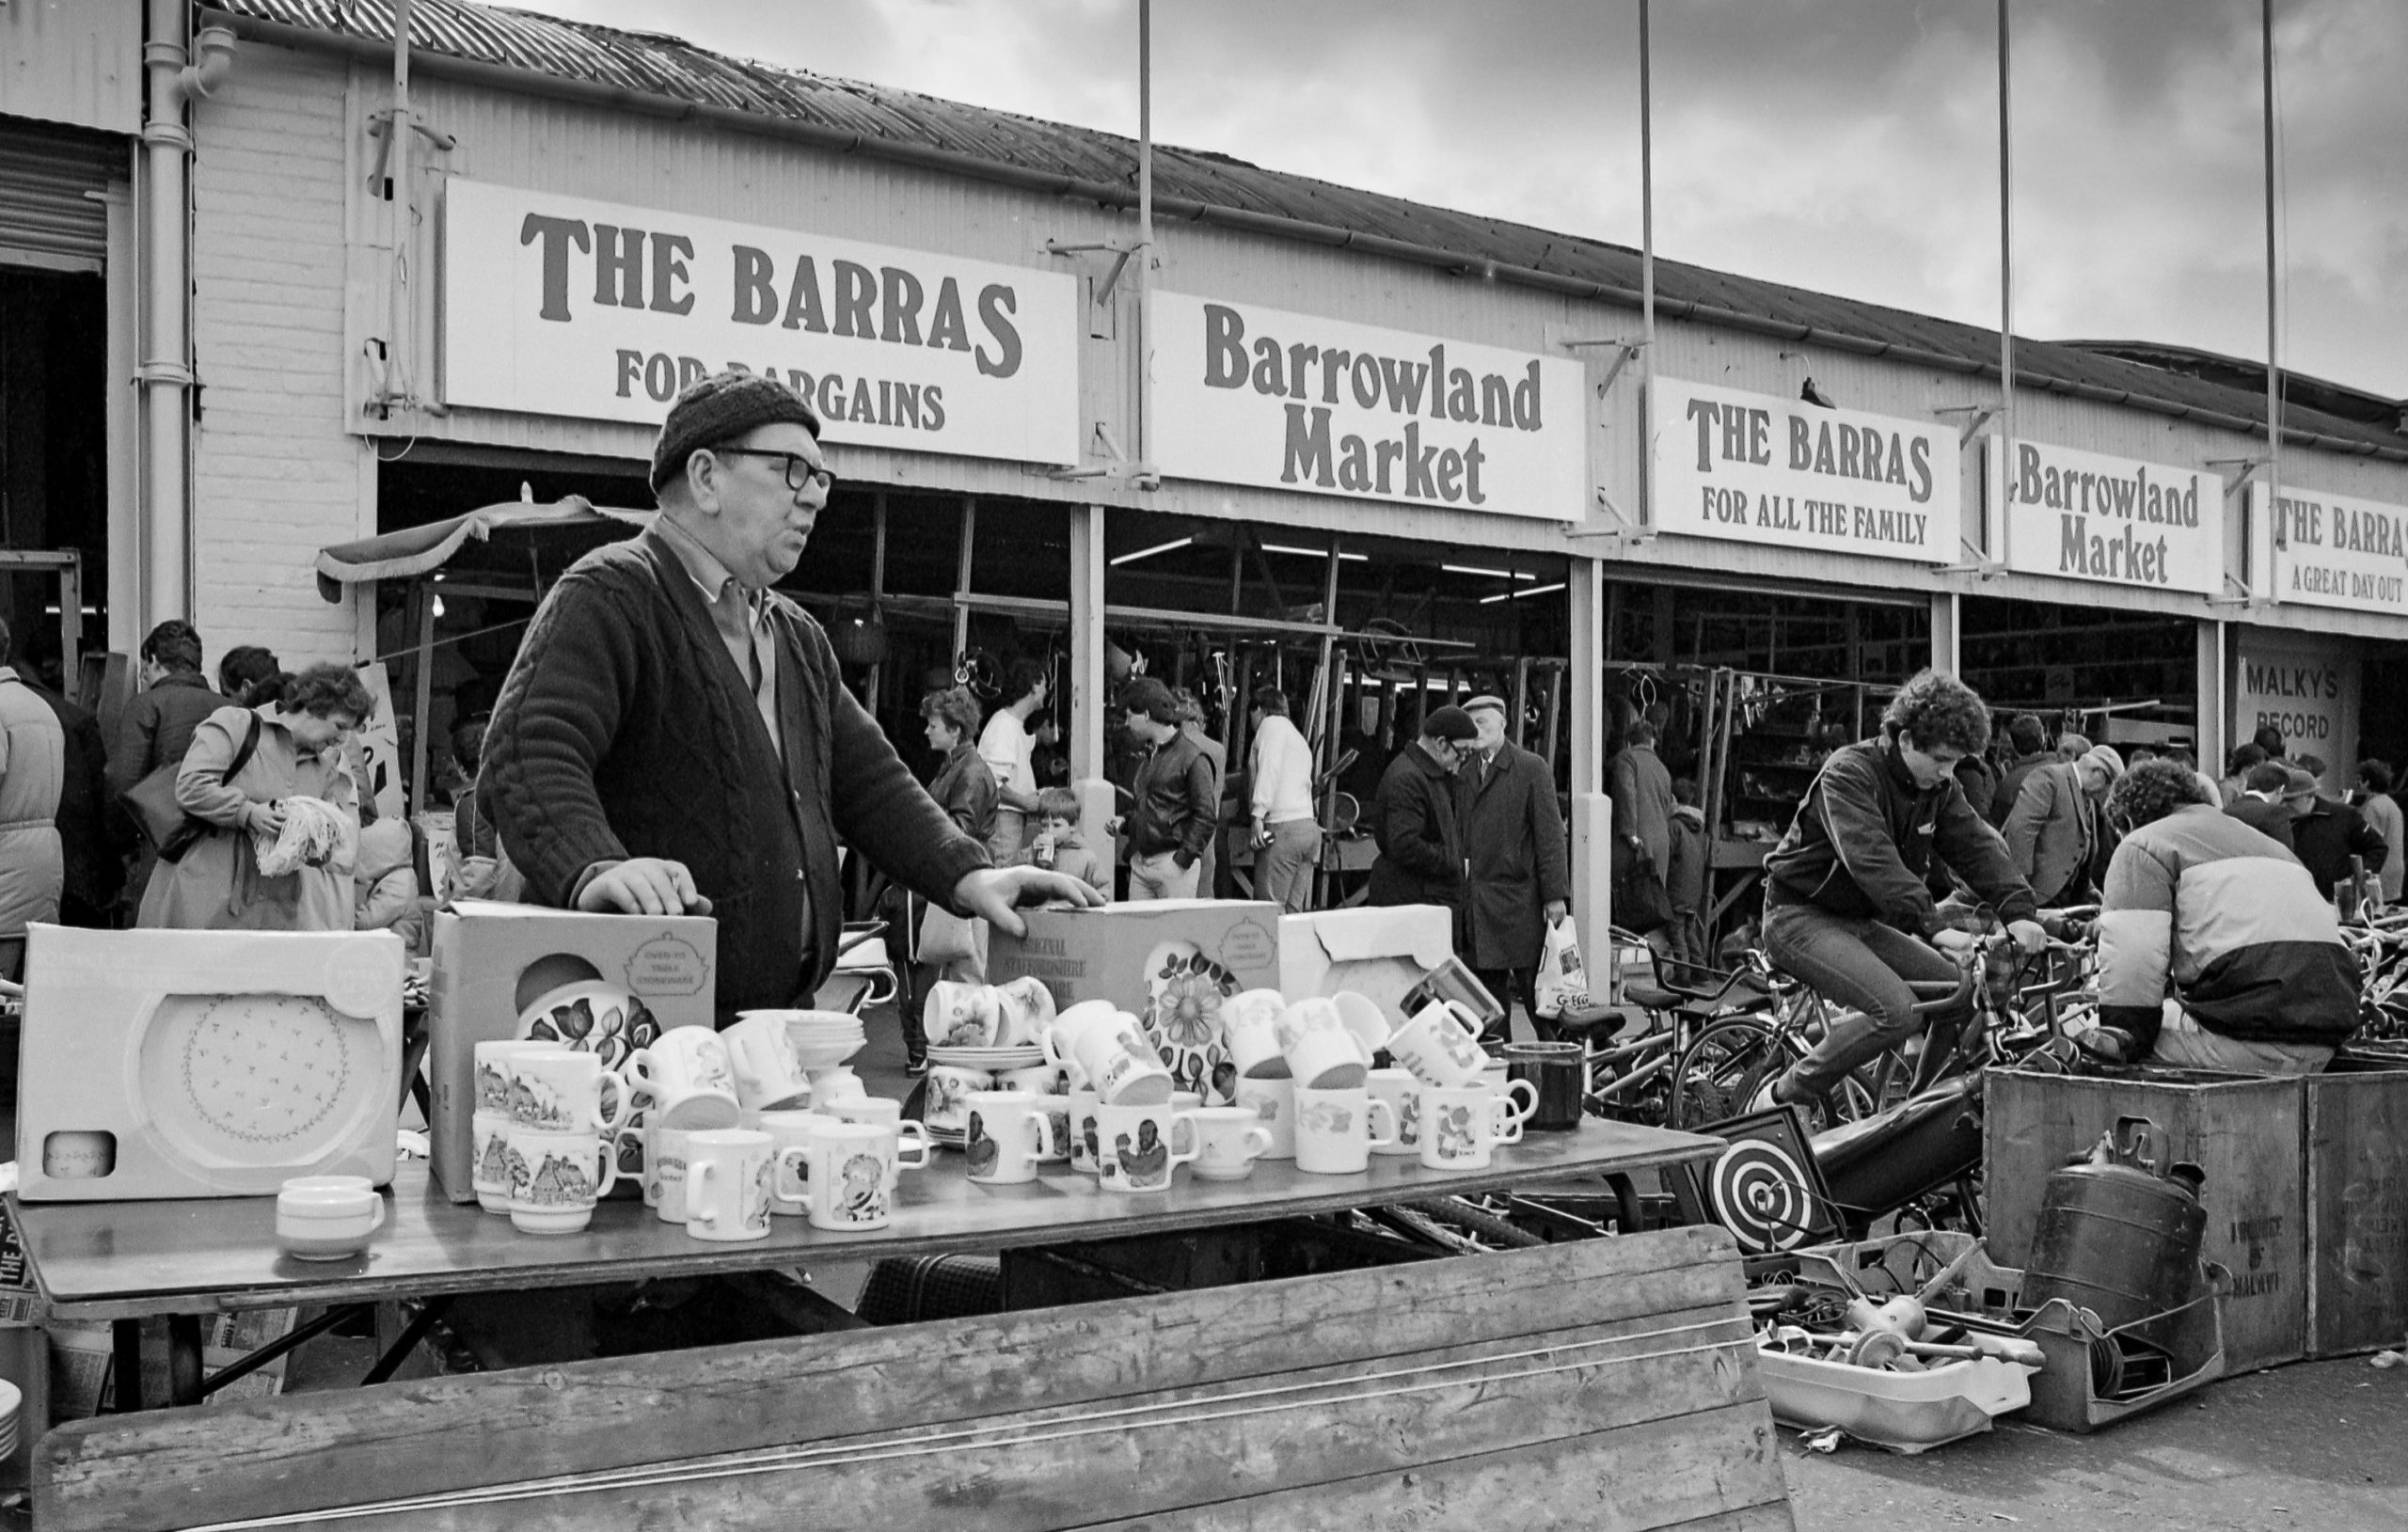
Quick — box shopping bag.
[1612,844,1676,934]
[915,899,985,967]
[1532,916,1592,1019]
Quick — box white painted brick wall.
[189,43,363,671]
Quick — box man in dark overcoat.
[1367,706,1477,910]
[1455,694,1570,1046]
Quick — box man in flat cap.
[1369,705,1475,912]
[1455,694,1570,1046]
[483,371,1100,1024]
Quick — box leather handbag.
[125,714,264,864]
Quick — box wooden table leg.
[166,1316,204,1407]
[110,1319,144,1414]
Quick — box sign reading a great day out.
[1986,438,2220,593]
[2248,482,2408,618]
[1652,378,1959,563]
[439,180,1081,465]
[1149,292,1586,520]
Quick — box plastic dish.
[1755,1346,2036,1454]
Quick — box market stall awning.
[314,497,653,602]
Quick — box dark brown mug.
[1503,1042,1585,1132]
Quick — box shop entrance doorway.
[0,266,107,687]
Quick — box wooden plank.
[2305,1066,2408,1356]
[15,1122,1724,1321]
[1069,1405,1794,1531]
[41,1228,1756,1532]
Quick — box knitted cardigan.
[483,527,990,1019]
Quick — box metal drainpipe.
[137,4,234,627]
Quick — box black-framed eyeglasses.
[710,446,837,494]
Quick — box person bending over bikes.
[1754,670,2048,1118]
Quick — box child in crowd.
[1656,776,1709,970]
[1016,786,1110,898]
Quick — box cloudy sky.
[531,0,2408,398]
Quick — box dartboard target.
[1707,1138,1820,1254]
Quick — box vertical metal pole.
[951,497,975,660]
[864,493,887,719]
[1135,0,1154,465]
[410,582,434,817]
[1069,504,1110,849]
[1637,0,1656,527]
[2261,0,2282,518]
[1997,0,2014,560]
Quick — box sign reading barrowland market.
[1149,292,1586,519]
[1652,378,1959,562]
[2248,482,2408,617]
[1987,438,2220,594]
[440,180,1081,465]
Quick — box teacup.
[924,981,1000,1048]
[473,1039,568,1115]
[1233,1075,1296,1160]
[1387,1000,1492,1089]
[1291,1085,1398,1176]
[640,1122,705,1223]
[625,1029,742,1130]
[1069,1087,1103,1172]
[471,1109,518,1211]
[681,1129,773,1242]
[963,1090,1055,1185]
[1043,1000,1123,1088]
[753,1110,842,1215]
[276,1175,387,1260]
[1071,1016,1174,1106]
[1222,989,1291,1079]
[1185,1106,1275,1182]
[807,1065,866,1104]
[505,1124,623,1235]
[823,1097,934,1184]
[503,1047,632,1135]
[1416,1082,1525,1171]
[1367,1067,1424,1157]
[1093,1101,1196,1192]
[1169,1091,1202,1156]
[721,1013,813,1112]
[923,1065,991,1132]
[787,1121,901,1231]
[993,976,1057,1047]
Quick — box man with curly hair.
[1755,669,2045,1116]
[2092,759,2357,1074]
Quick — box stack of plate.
[0,1378,22,1461]
[926,1044,1045,1071]
[786,1012,868,1071]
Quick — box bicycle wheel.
[1667,1017,1787,1129]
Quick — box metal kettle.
[2020,1114,2207,1334]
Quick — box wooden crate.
[2306,1060,2408,1357]
[1985,1067,2305,1373]
[38,1224,1791,1532]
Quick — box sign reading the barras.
[2250,482,2408,617]
[1149,292,1586,519]
[1988,438,2221,593]
[439,180,1080,465]
[1652,377,1959,563]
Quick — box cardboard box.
[429,902,716,1202]
[1277,906,1454,1025]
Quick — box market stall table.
[14,1115,1724,1408]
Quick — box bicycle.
[1550,942,1784,1129]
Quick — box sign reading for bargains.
[1149,292,1586,519]
[439,179,1081,465]
[1652,378,1960,563]
[2248,482,2408,617]
[1986,437,2220,594]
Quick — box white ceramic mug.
[1029,1093,1074,1165]
[996,1063,1060,1096]
[1387,1000,1493,1089]
[1168,1091,1202,1156]
[1417,1083,1525,1171]
[993,976,1057,1047]
[1223,989,1291,1079]
[626,1029,742,1130]
[1331,990,1393,1055]
[1291,1086,1399,1176]
[825,1097,935,1182]
[1072,1017,1175,1106]
[471,1109,519,1211]
[275,1175,388,1260]
[1093,1101,1196,1192]
[924,981,1001,1048]
[1494,1078,1540,1129]
[1274,996,1349,1051]
[473,1039,568,1115]
[505,1124,623,1234]
[1069,1087,1103,1172]
[753,1110,843,1215]
[721,1013,813,1112]
[1367,1067,1424,1157]
[963,1090,1055,1185]
[504,1048,633,1135]
[1185,1106,1275,1182]
[1042,1001,1121,1089]
[642,1122,705,1223]
[923,1065,991,1132]
[793,1121,898,1231]
[1284,1023,1372,1092]
[681,1129,774,1242]
[1233,1075,1296,1161]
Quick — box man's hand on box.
[577,858,714,917]
[953,866,1107,938]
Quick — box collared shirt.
[655,513,782,762]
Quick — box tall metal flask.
[2020,1113,2207,1332]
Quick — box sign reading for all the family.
[1987,438,2220,594]
[2249,482,2408,617]
[439,179,1082,465]
[1149,292,1587,519]
[1652,378,1960,562]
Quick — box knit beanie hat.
[649,371,822,493]
[1422,705,1478,742]
[1119,677,1181,724]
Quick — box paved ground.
[1785,1356,2408,1531]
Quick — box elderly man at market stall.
[1455,694,1569,1046]
[2092,759,2358,1075]
[2002,742,2123,908]
[482,371,1101,1023]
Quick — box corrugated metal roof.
[213,0,2406,460]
